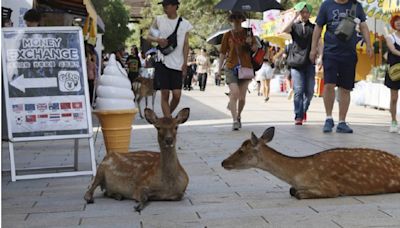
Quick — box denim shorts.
[224,67,251,84]
[323,56,357,90]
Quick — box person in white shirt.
[147,0,193,117]
[196,48,211,91]
[255,57,274,102]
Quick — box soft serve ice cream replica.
[94,54,138,153]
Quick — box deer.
[222,127,400,199]
[84,108,190,212]
[132,77,156,119]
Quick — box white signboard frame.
[2,26,96,181]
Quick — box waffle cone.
[94,109,138,153]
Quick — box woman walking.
[385,14,400,133]
[217,11,258,130]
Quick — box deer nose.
[165,137,174,145]
[221,160,226,167]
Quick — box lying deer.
[84,108,190,212]
[222,127,400,199]
[132,77,156,119]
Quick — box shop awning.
[36,0,104,43]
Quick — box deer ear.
[261,127,275,142]
[250,132,258,146]
[175,108,190,124]
[144,108,158,125]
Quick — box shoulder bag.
[334,2,357,42]
[231,31,255,80]
[157,17,182,55]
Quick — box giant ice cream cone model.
[94,54,137,153]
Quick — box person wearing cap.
[384,14,400,133]
[281,2,315,125]
[218,11,258,131]
[310,0,372,134]
[147,0,193,117]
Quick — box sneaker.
[303,112,307,122]
[323,118,334,133]
[264,97,270,102]
[232,121,240,131]
[389,121,398,133]
[237,117,242,128]
[336,122,353,133]
[295,118,303,125]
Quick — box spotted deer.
[132,77,156,119]
[222,127,400,199]
[84,108,189,212]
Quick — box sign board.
[1,27,93,141]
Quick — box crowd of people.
[107,0,399,134]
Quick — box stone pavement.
[2,82,400,228]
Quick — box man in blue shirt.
[310,0,372,133]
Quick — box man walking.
[147,0,192,117]
[282,2,315,125]
[310,0,372,133]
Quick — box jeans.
[291,64,315,119]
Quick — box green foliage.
[92,0,131,53]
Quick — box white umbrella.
[206,26,231,45]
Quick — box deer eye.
[238,150,243,155]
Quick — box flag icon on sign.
[24,104,35,111]
[25,115,36,123]
[73,112,84,120]
[12,104,23,112]
[60,103,71,109]
[36,103,47,111]
[72,102,83,109]
[49,103,60,110]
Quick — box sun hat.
[294,2,312,14]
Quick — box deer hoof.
[134,203,143,213]
[84,193,94,204]
[114,194,124,201]
[289,187,297,197]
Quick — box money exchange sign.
[2,27,92,140]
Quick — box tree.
[92,0,131,53]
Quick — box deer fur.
[132,77,156,119]
[222,127,400,199]
[84,108,190,212]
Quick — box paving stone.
[2,85,400,227]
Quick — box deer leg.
[291,184,340,199]
[136,97,144,119]
[151,91,156,110]
[134,188,149,213]
[84,167,105,203]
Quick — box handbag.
[231,30,255,80]
[286,43,308,68]
[157,17,182,55]
[389,63,400,81]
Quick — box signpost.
[1,27,96,181]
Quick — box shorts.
[224,67,251,85]
[154,62,183,90]
[323,56,357,90]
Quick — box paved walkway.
[2,82,400,228]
